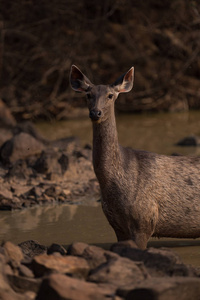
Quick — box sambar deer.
[70,65,200,249]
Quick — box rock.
[68,242,118,269]
[36,273,116,300]
[0,132,45,164]
[43,185,60,198]
[7,274,42,294]
[18,240,47,259]
[33,150,63,176]
[47,244,67,255]
[176,135,200,146]
[111,241,184,277]
[68,242,88,256]
[51,137,79,153]
[89,256,149,289]
[125,277,200,300]
[33,151,53,174]
[110,240,138,251]
[0,259,26,300]
[3,241,24,266]
[13,121,47,144]
[0,188,13,201]
[0,199,19,211]
[11,185,35,198]
[21,186,43,200]
[73,149,89,159]
[23,291,36,300]
[58,154,69,174]
[5,160,34,179]
[32,254,90,278]
[18,264,34,278]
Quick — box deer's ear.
[70,65,93,92]
[112,67,134,93]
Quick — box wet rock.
[89,256,149,289]
[68,242,118,269]
[47,244,67,256]
[0,132,45,164]
[36,273,116,300]
[110,240,138,251]
[18,240,47,259]
[111,241,187,277]
[32,254,90,278]
[176,135,200,146]
[0,198,20,210]
[125,277,200,300]
[68,242,88,256]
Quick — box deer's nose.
[89,110,102,121]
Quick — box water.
[1,111,200,266]
[0,203,200,267]
[37,110,200,156]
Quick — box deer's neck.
[92,113,122,182]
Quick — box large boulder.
[0,132,45,164]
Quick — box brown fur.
[70,65,200,249]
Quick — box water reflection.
[0,203,116,246]
[0,203,200,267]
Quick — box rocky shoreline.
[0,100,100,211]
[0,239,199,300]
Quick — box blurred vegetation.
[1,0,200,121]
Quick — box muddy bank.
[0,100,99,210]
[0,133,99,210]
[0,239,200,299]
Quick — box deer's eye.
[108,93,114,99]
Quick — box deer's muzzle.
[89,109,102,121]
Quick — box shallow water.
[1,111,200,266]
[0,203,200,267]
[37,110,200,156]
